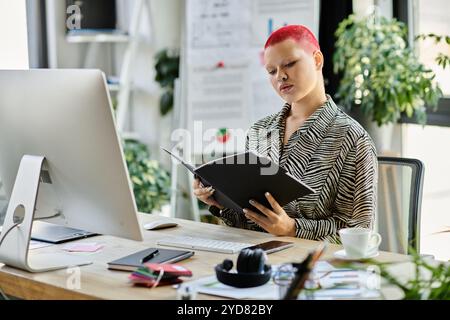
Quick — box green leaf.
[154,49,180,116]
[122,139,171,213]
[160,91,173,115]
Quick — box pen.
[283,253,313,300]
[283,241,327,300]
[141,249,159,263]
[329,274,359,279]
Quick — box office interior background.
[0,0,448,262]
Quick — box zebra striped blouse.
[211,96,378,243]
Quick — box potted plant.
[154,49,180,116]
[377,250,449,300]
[330,249,449,300]
[123,139,171,213]
[333,13,443,137]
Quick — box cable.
[0,211,60,248]
[0,223,20,248]
[33,212,62,220]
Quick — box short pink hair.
[264,25,320,53]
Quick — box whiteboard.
[181,0,320,155]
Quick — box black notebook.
[162,148,315,214]
[107,248,194,271]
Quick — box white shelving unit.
[65,32,130,44]
[107,83,121,92]
[60,0,151,138]
[113,0,149,136]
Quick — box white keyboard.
[156,236,253,254]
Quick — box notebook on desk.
[107,248,194,271]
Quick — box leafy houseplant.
[154,49,180,116]
[377,250,449,300]
[333,13,443,126]
[330,248,449,300]
[123,139,171,213]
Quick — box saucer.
[333,249,379,260]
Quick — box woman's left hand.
[243,192,296,237]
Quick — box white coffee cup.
[338,228,382,259]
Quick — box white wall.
[0,0,29,217]
[353,0,393,18]
[0,0,29,69]
[115,0,183,167]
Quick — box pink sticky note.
[62,242,104,252]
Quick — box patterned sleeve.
[211,207,266,232]
[350,134,378,228]
[293,134,378,242]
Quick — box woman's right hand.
[192,178,224,210]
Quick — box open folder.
[162,148,315,214]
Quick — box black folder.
[162,148,315,214]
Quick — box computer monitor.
[0,69,143,271]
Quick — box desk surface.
[0,213,411,300]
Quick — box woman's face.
[264,39,322,104]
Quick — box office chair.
[376,156,424,255]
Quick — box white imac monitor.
[0,69,143,272]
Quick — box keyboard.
[156,236,253,254]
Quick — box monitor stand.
[0,155,92,272]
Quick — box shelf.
[121,131,141,141]
[66,30,129,43]
[107,83,120,92]
[107,83,139,93]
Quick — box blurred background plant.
[154,48,180,116]
[123,139,171,213]
[415,33,450,70]
[377,249,449,300]
[334,13,443,126]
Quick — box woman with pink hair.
[194,25,377,243]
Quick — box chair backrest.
[376,157,425,254]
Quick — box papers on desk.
[299,262,381,300]
[0,228,54,250]
[187,261,381,300]
[190,275,279,299]
[62,242,104,252]
[29,240,54,250]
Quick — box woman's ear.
[313,50,324,70]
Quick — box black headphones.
[215,248,272,288]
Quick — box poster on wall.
[183,0,319,155]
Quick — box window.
[400,0,450,261]
[402,124,450,261]
[416,0,450,96]
[395,0,449,127]
[0,0,29,69]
